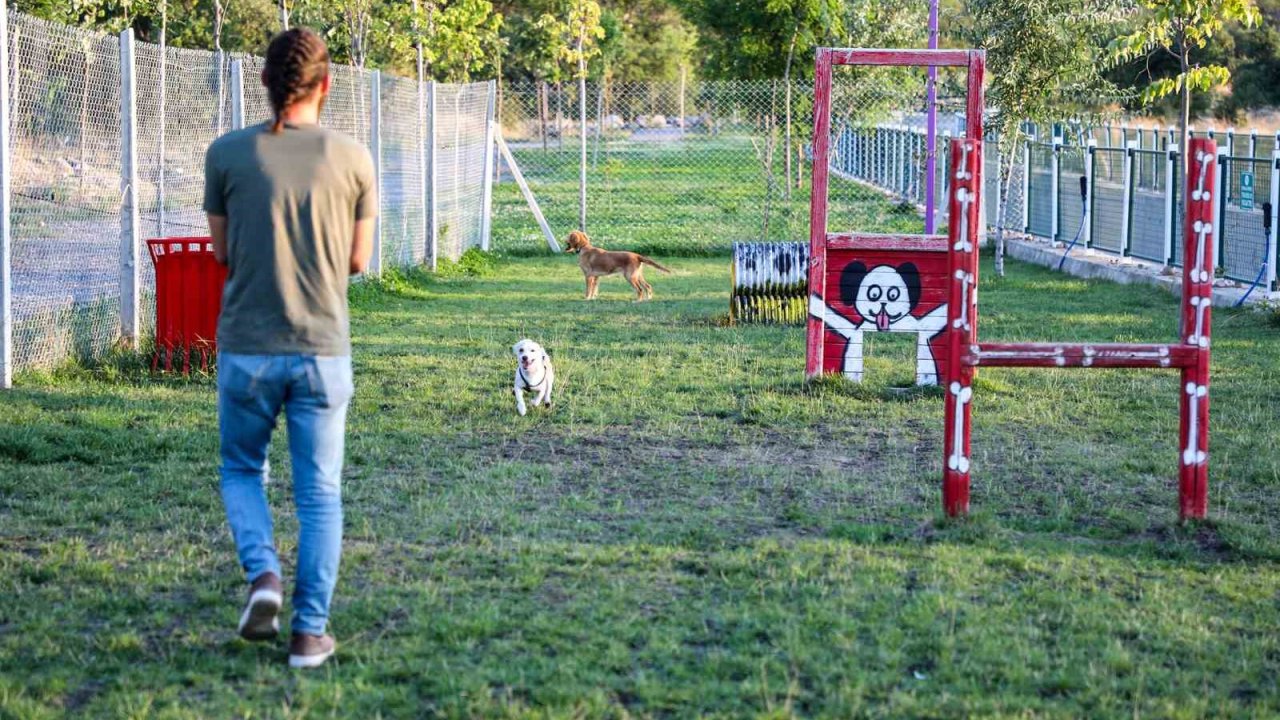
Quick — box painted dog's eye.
[887,287,900,302]
[867,285,882,302]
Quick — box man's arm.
[208,214,228,266]
[350,218,374,275]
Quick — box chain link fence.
[3,10,494,375]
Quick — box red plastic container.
[147,237,228,373]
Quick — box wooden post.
[943,136,981,517]
[1177,138,1216,520]
[804,48,833,379]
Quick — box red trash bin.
[147,237,228,373]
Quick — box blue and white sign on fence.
[1240,172,1255,210]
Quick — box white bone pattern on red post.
[948,382,972,472]
[1183,381,1208,466]
[948,141,978,478]
[1181,148,1214,469]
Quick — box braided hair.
[263,28,330,134]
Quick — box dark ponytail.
[263,28,329,134]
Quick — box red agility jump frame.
[807,48,1214,519]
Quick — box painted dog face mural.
[809,252,949,386]
[841,261,921,333]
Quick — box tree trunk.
[1179,35,1190,171]
[279,0,289,31]
[994,133,1020,277]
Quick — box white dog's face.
[855,265,913,332]
[512,339,547,371]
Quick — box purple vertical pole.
[924,0,940,233]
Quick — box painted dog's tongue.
[875,307,891,332]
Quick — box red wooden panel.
[826,233,949,252]
[827,48,974,67]
[967,343,1198,369]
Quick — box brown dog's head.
[565,230,591,253]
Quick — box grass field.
[491,138,921,256]
[3,247,1280,717]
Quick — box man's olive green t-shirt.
[203,121,376,356]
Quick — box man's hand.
[208,214,229,266]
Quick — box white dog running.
[512,339,555,416]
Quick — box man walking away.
[203,27,376,669]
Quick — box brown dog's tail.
[639,255,672,274]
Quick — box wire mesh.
[434,82,490,261]
[1026,142,1053,237]
[1057,145,1087,245]
[1219,156,1273,284]
[1129,149,1169,264]
[379,73,426,267]
[8,13,123,369]
[1090,147,1126,254]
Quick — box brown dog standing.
[564,230,671,301]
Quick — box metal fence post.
[1164,143,1178,265]
[1021,130,1031,232]
[369,70,383,276]
[230,58,244,130]
[480,80,497,251]
[1121,140,1135,256]
[1269,149,1279,289]
[157,26,166,239]
[1084,138,1096,248]
[118,28,140,347]
[1051,135,1062,242]
[426,80,437,270]
[0,5,12,388]
[1249,128,1257,159]
[1214,146,1226,271]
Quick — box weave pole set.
[805,48,1215,519]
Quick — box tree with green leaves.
[968,0,1124,275]
[1108,0,1261,154]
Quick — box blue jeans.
[217,352,353,636]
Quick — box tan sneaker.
[237,573,282,641]
[288,633,336,669]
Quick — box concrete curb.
[1003,237,1272,308]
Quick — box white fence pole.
[1021,132,1031,232]
[1268,149,1279,289]
[1121,140,1135,256]
[426,80,437,270]
[1164,143,1177,266]
[230,58,244,130]
[578,75,587,232]
[480,80,496,251]
[0,4,12,389]
[1050,135,1062,243]
[1214,146,1226,269]
[369,70,383,276]
[157,24,166,239]
[118,29,140,347]
[1083,138,1096,248]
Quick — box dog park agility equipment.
[147,237,227,373]
[805,47,1217,519]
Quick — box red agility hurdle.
[807,48,1214,519]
